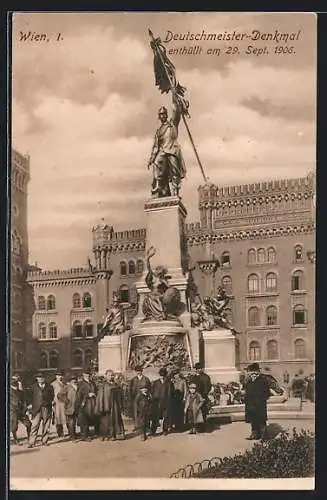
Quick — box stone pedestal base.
[202,328,240,384]
[98,335,122,374]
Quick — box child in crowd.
[137,386,152,441]
[184,382,204,434]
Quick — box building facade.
[11,149,32,374]
[26,173,316,382]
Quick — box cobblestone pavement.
[10,418,314,479]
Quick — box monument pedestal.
[202,328,240,383]
[98,335,122,374]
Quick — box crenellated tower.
[92,220,114,318]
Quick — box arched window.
[249,341,261,361]
[257,248,266,264]
[16,351,24,369]
[248,307,260,327]
[47,295,56,310]
[248,274,259,293]
[294,339,306,359]
[119,285,129,303]
[267,340,278,360]
[38,322,47,339]
[292,270,304,291]
[120,261,127,276]
[267,247,276,263]
[84,349,93,370]
[248,248,256,264]
[83,293,92,308]
[221,251,231,268]
[40,351,48,369]
[266,306,278,326]
[137,259,144,274]
[293,305,307,325]
[266,272,277,291]
[295,245,303,262]
[128,260,136,274]
[221,276,232,295]
[49,350,59,369]
[72,293,81,308]
[49,322,58,339]
[38,296,46,310]
[72,349,83,368]
[84,320,93,338]
[73,320,83,337]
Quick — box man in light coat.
[51,371,67,438]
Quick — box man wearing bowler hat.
[192,362,212,431]
[129,365,151,431]
[75,370,97,441]
[150,367,174,436]
[28,372,54,448]
[244,363,271,440]
[51,370,67,438]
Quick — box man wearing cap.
[64,374,78,441]
[51,371,67,438]
[75,370,97,441]
[192,362,212,431]
[129,366,151,431]
[10,375,31,444]
[150,367,174,436]
[244,363,272,440]
[28,373,54,447]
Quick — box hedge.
[195,428,314,478]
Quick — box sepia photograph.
[9,11,315,490]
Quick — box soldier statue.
[147,92,186,198]
[98,292,125,340]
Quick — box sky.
[11,12,317,270]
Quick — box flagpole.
[148,29,208,184]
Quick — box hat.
[82,370,91,376]
[55,370,65,376]
[35,372,45,379]
[194,362,202,369]
[158,106,168,115]
[69,374,77,381]
[159,367,167,377]
[246,363,260,372]
[189,383,197,389]
[11,374,19,381]
[135,365,143,372]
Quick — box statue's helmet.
[158,106,168,116]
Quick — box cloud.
[11,12,316,269]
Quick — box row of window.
[120,260,144,276]
[39,349,94,370]
[12,351,25,369]
[247,304,307,327]
[37,293,92,311]
[247,245,305,265]
[247,270,306,293]
[38,320,95,339]
[248,338,307,361]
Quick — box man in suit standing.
[192,362,212,431]
[75,370,97,441]
[51,370,67,438]
[10,375,31,444]
[64,374,78,441]
[129,366,151,431]
[150,367,173,436]
[244,363,272,440]
[28,373,54,448]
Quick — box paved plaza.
[10,416,314,479]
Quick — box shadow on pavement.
[11,447,40,456]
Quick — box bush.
[195,428,314,478]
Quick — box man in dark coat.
[150,367,173,436]
[75,370,97,441]
[192,362,212,430]
[129,366,151,431]
[10,375,31,444]
[94,370,125,441]
[28,373,54,448]
[244,363,271,440]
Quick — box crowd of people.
[10,363,315,447]
[10,362,213,446]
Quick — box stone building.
[11,149,33,374]
[26,173,315,381]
